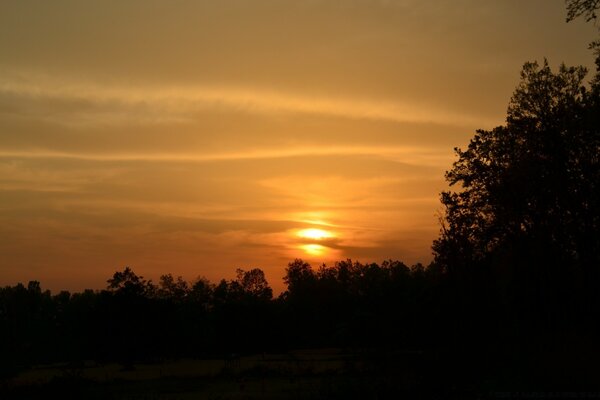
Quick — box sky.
[0,0,597,293]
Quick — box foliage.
[106,267,154,297]
[0,260,441,368]
[235,268,273,302]
[433,60,600,275]
[157,274,190,301]
[566,0,600,22]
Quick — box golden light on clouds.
[299,244,328,257]
[0,70,498,128]
[295,227,336,257]
[297,228,334,241]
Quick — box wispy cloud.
[0,145,454,167]
[0,70,497,127]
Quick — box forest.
[1,1,600,398]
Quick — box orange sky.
[0,1,597,293]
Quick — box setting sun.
[299,244,327,256]
[297,228,334,241]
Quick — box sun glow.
[297,228,333,240]
[299,244,327,256]
[296,228,335,256]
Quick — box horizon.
[1,0,597,294]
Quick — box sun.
[297,228,333,240]
[299,244,327,256]
[294,227,336,256]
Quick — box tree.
[235,268,273,302]
[433,59,600,275]
[566,0,600,22]
[567,0,600,66]
[157,274,189,301]
[283,259,316,298]
[106,267,154,297]
[189,277,214,310]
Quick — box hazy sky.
[0,0,597,293]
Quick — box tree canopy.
[566,0,600,22]
[433,58,600,276]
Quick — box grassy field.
[1,349,421,399]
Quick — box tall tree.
[433,60,600,275]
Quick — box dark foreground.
[3,346,600,400]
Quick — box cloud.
[0,145,454,169]
[0,69,497,128]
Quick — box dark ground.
[3,347,600,400]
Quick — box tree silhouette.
[189,277,214,311]
[433,60,600,276]
[283,258,316,300]
[106,267,154,297]
[235,268,273,302]
[104,268,158,366]
[157,274,189,301]
[566,0,600,22]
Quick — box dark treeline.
[0,260,443,373]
